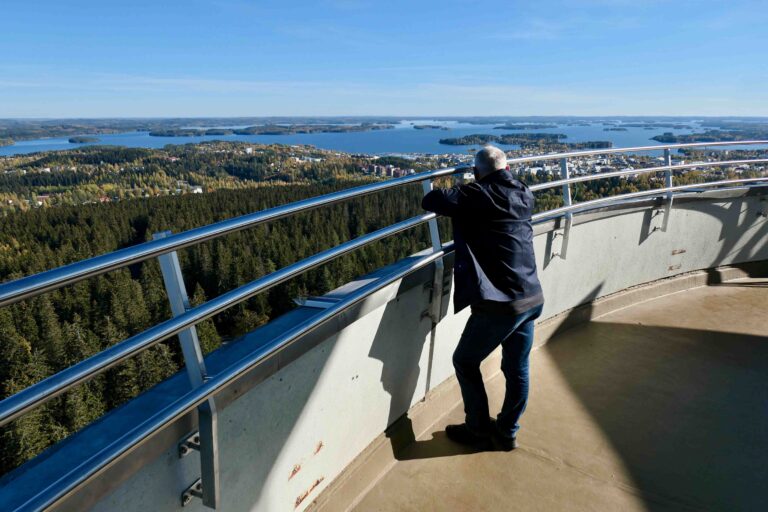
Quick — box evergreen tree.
[101,318,139,409]
[33,296,65,372]
[0,309,57,473]
[60,317,105,431]
[190,284,222,354]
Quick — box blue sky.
[1,0,766,117]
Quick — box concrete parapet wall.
[2,190,766,512]
[534,191,768,325]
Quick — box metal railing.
[1,140,767,511]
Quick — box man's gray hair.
[474,145,507,177]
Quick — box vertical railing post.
[421,180,445,396]
[559,157,573,258]
[153,231,220,510]
[662,148,674,232]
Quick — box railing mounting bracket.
[293,296,343,309]
[181,478,204,507]
[179,431,201,458]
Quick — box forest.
[0,143,394,213]
[0,180,448,475]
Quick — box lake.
[0,120,746,157]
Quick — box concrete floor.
[352,279,768,512]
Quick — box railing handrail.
[13,245,451,512]
[0,213,437,427]
[0,140,766,309]
[528,158,768,192]
[504,139,768,163]
[532,177,768,222]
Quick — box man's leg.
[496,304,543,439]
[453,311,517,434]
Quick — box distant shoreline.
[148,124,395,137]
[2,118,767,158]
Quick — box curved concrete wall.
[536,190,768,323]
[2,190,766,512]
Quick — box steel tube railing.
[1,141,765,308]
[0,213,437,427]
[1,142,767,427]
[14,245,451,512]
[531,177,768,222]
[506,140,768,164]
[528,159,768,192]
[14,169,750,427]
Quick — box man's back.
[422,169,543,313]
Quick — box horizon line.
[3,115,768,121]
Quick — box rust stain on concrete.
[672,249,687,255]
[314,441,324,455]
[295,477,325,508]
[289,464,301,480]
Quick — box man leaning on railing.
[422,145,544,451]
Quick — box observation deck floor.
[352,278,768,511]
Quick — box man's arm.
[421,186,464,216]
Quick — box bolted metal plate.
[178,431,201,458]
[181,478,203,507]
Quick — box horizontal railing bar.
[1,141,766,308]
[15,245,451,512]
[0,213,437,427]
[0,169,461,308]
[531,178,768,222]
[507,140,768,165]
[528,159,768,192]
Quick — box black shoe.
[445,423,493,449]
[490,419,518,451]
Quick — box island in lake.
[69,136,100,143]
[651,129,768,143]
[551,141,613,150]
[493,124,558,130]
[439,133,612,150]
[149,123,395,137]
[603,127,628,131]
[412,124,448,130]
[440,133,566,146]
[623,123,692,129]
[440,134,498,145]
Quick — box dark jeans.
[453,303,543,438]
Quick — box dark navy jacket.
[422,170,544,314]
